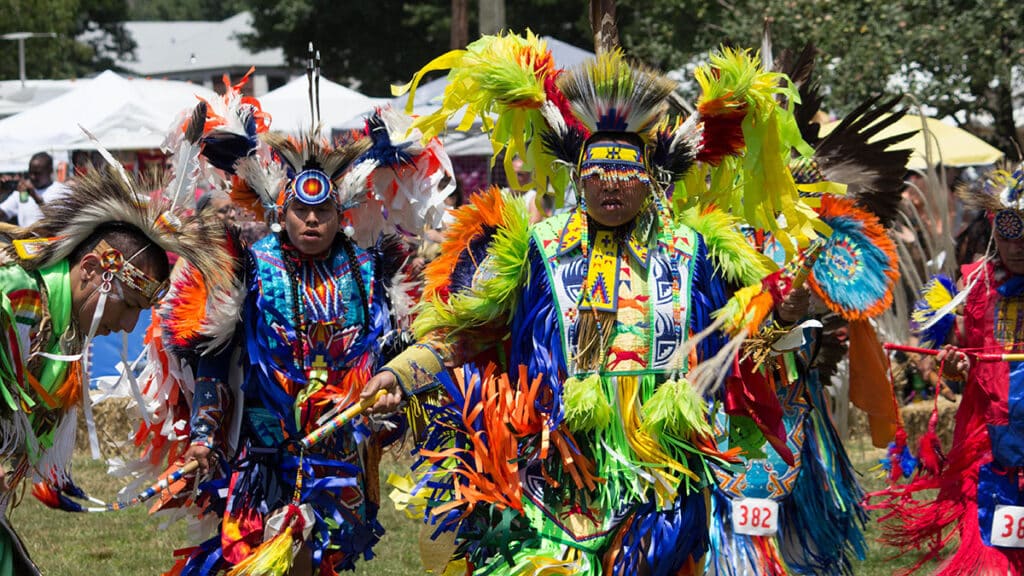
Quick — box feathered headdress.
[959,163,1024,240]
[3,105,232,298]
[203,49,454,248]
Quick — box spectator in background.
[71,150,93,178]
[0,152,70,227]
[195,188,237,227]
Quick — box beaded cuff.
[383,343,446,396]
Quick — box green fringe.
[563,374,612,432]
[641,378,713,438]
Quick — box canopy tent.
[819,113,1004,170]
[0,70,217,172]
[336,35,595,159]
[260,76,386,134]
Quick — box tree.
[240,0,592,96]
[0,0,135,80]
[240,0,451,96]
[615,0,1023,154]
[126,0,248,20]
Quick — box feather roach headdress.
[2,104,232,299]
[203,46,454,248]
[959,162,1024,240]
[397,33,830,249]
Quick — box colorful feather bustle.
[347,107,455,247]
[809,195,899,320]
[692,47,825,254]
[910,274,958,348]
[414,187,531,338]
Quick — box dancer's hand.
[777,287,811,325]
[937,345,970,380]
[362,371,404,414]
[182,442,214,477]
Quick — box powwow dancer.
[691,41,916,575]
[869,163,1024,575]
[362,32,841,575]
[0,109,231,575]
[132,62,455,574]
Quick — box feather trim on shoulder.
[679,206,777,287]
[413,187,531,338]
[160,241,245,354]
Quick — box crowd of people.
[0,29,1018,576]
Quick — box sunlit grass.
[13,435,937,575]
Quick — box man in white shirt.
[0,152,71,226]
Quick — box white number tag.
[732,498,778,536]
[991,505,1024,548]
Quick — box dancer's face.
[997,234,1024,275]
[71,253,155,336]
[284,201,339,256]
[581,138,651,228]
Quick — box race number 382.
[991,505,1024,548]
[732,498,779,536]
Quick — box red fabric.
[724,357,794,465]
[868,260,1024,574]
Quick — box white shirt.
[0,181,70,226]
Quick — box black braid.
[338,234,371,332]
[279,230,306,372]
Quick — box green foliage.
[615,0,1023,152]
[128,0,248,20]
[0,0,135,79]
[239,0,592,96]
[239,0,452,96]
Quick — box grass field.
[10,433,932,575]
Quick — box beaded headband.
[579,141,651,186]
[95,240,169,305]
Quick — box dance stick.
[884,343,1024,363]
[789,239,826,291]
[300,390,386,450]
[83,459,200,512]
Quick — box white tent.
[261,76,385,134]
[335,36,595,159]
[0,70,217,171]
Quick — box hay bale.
[847,396,960,449]
[75,397,138,456]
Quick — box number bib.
[731,498,778,536]
[979,462,1024,548]
[991,506,1024,548]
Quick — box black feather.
[185,101,207,144]
[200,132,255,174]
[541,125,586,167]
[650,126,695,184]
[779,44,825,147]
[813,94,916,226]
[373,234,411,290]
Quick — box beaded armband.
[382,343,446,396]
